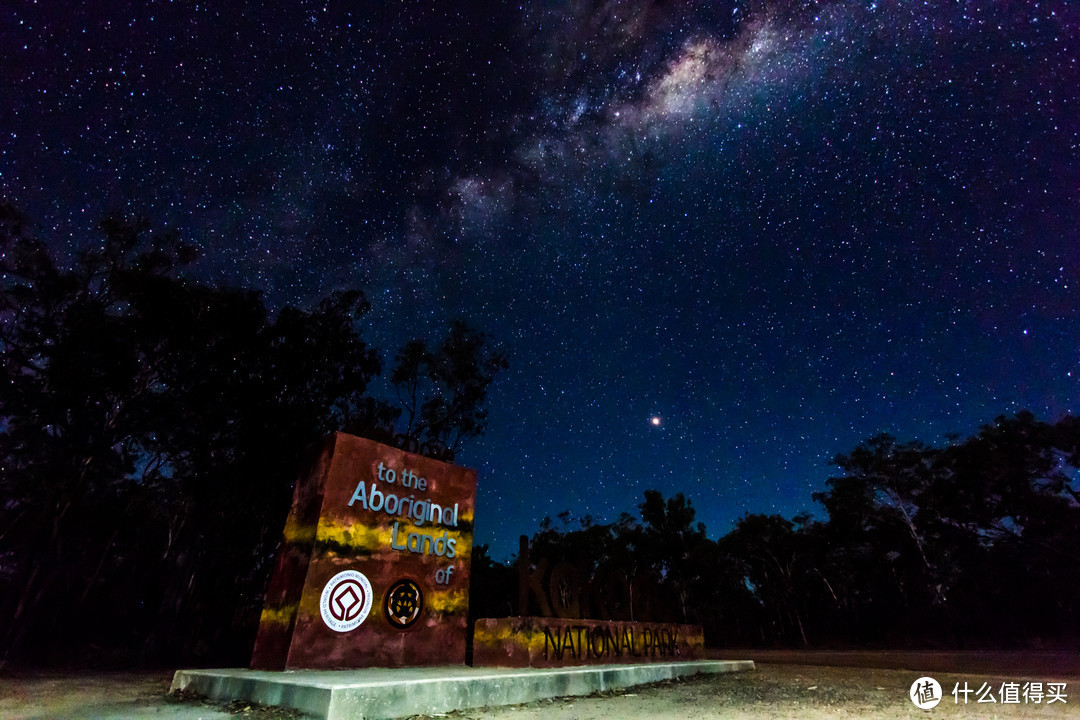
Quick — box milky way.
[3,1,1079,556]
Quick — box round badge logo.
[320,570,373,633]
[384,578,424,629]
[909,677,942,710]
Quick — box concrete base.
[171,660,755,720]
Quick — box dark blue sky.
[4,1,1079,558]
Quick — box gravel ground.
[1,657,1076,719]
[418,663,1077,720]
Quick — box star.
[3,0,1077,560]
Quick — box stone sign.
[471,535,707,667]
[472,617,705,668]
[251,432,476,669]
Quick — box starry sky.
[3,1,1079,558]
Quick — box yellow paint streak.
[473,622,519,645]
[282,515,316,545]
[259,603,298,628]
[472,620,545,654]
[315,520,392,551]
[427,589,468,614]
[314,517,473,558]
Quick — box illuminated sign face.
[252,433,477,669]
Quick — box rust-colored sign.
[473,535,706,668]
[251,433,476,669]
[472,617,705,668]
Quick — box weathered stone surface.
[173,661,756,720]
[251,433,476,669]
[472,616,706,668]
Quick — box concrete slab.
[171,660,755,720]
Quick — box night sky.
[4,1,1079,558]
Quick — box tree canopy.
[486,411,1080,650]
[0,204,506,667]
[3,202,1077,665]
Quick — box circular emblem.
[384,578,424,629]
[909,677,942,710]
[320,570,373,632]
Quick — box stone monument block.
[251,432,476,669]
[472,617,706,668]
[472,533,708,668]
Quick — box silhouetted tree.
[516,413,1080,650]
[635,491,712,624]
[468,543,517,620]
[386,321,508,461]
[0,204,506,667]
[808,413,1080,648]
[720,513,816,646]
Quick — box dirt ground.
[425,662,1077,720]
[0,653,1076,719]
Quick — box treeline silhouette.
[3,203,1077,668]
[0,204,506,669]
[473,412,1080,650]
